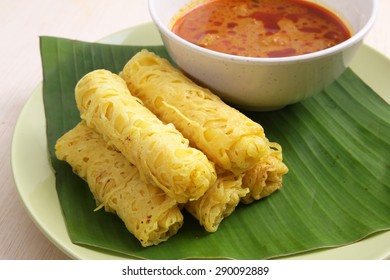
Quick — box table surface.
[1,0,389,260]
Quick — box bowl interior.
[149,0,376,44]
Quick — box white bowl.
[149,0,377,111]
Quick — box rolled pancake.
[55,122,183,247]
[75,69,216,203]
[241,142,289,204]
[185,172,248,232]
[120,50,269,174]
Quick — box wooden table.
[1,0,389,259]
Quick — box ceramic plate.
[12,22,390,260]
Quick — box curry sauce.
[172,0,351,58]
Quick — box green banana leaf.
[40,36,390,259]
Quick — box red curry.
[172,0,351,58]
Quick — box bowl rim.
[148,0,378,64]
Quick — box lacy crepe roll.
[55,122,183,247]
[75,69,216,203]
[120,50,269,174]
[185,172,248,232]
[241,142,289,204]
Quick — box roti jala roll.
[185,171,248,232]
[241,142,289,204]
[55,122,183,247]
[75,69,217,203]
[120,50,269,174]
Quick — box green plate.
[12,22,390,259]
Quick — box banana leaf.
[40,36,390,259]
